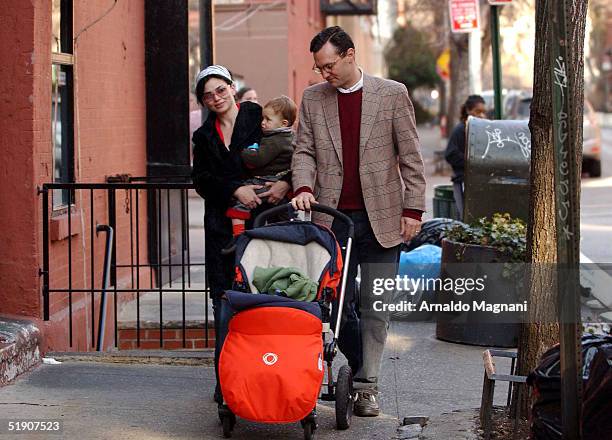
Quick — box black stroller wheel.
[221,414,235,438]
[219,406,235,438]
[335,364,353,430]
[303,422,315,440]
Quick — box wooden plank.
[480,372,495,440]
[491,373,527,383]
[483,349,496,378]
[489,349,518,358]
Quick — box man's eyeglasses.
[202,85,231,103]
[312,52,346,75]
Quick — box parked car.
[505,94,602,177]
[480,89,530,119]
[476,90,602,176]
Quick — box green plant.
[445,213,527,263]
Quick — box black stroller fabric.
[224,290,322,319]
[582,343,612,440]
[527,333,612,439]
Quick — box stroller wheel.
[303,421,315,440]
[335,365,353,430]
[221,414,235,438]
[219,406,235,438]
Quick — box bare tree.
[513,0,588,417]
[447,32,470,129]
[586,0,612,111]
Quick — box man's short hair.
[264,95,297,126]
[309,26,355,54]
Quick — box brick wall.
[118,327,215,350]
[0,0,148,352]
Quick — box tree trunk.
[513,0,588,419]
[448,32,470,130]
[480,0,491,69]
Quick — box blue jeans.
[331,210,400,387]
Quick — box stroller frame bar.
[334,236,352,340]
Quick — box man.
[291,26,426,417]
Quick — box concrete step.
[47,349,214,366]
[0,315,42,385]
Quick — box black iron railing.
[39,178,211,350]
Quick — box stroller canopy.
[233,221,342,299]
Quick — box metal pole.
[41,186,50,321]
[96,224,114,352]
[549,0,582,438]
[490,5,503,119]
[199,0,214,68]
[199,0,214,124]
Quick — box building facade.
[213,0,391,106]
[0,1,193,352]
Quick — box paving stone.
[402,416,429,427]
[397,423,422,439]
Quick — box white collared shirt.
[337,69,364,94]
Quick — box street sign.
[449,0,480,33]
[488,0,512,4]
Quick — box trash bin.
[464,117,531,223]
[433,184,460,220]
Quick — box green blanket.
[252,266,318,302]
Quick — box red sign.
[488,0,512,4]
[449,0,480,33]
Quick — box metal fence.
[39,177,211,350]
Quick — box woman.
[236,86,258,104]
[191,65,290,404]
[444,94,486,220]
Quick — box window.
[51,0,74,209]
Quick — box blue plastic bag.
[398,244,442,279]
[393,244,442,320]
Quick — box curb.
[47,349,215,366]
[0,316,42,385]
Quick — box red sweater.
[337,89,365,210]
[295,90,422,221]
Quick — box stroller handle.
[252,203,354,239]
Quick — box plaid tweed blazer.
[291,73,426,248]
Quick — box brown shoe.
[353,389,380,417]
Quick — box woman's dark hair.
[195,74,232,106]
[309,26,354,54]
[236,87,253,101]
[460,94,486,122]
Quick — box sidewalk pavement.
[0,321,511,439]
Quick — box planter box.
[435,238,521,348]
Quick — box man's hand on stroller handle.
[291,192,318,211]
